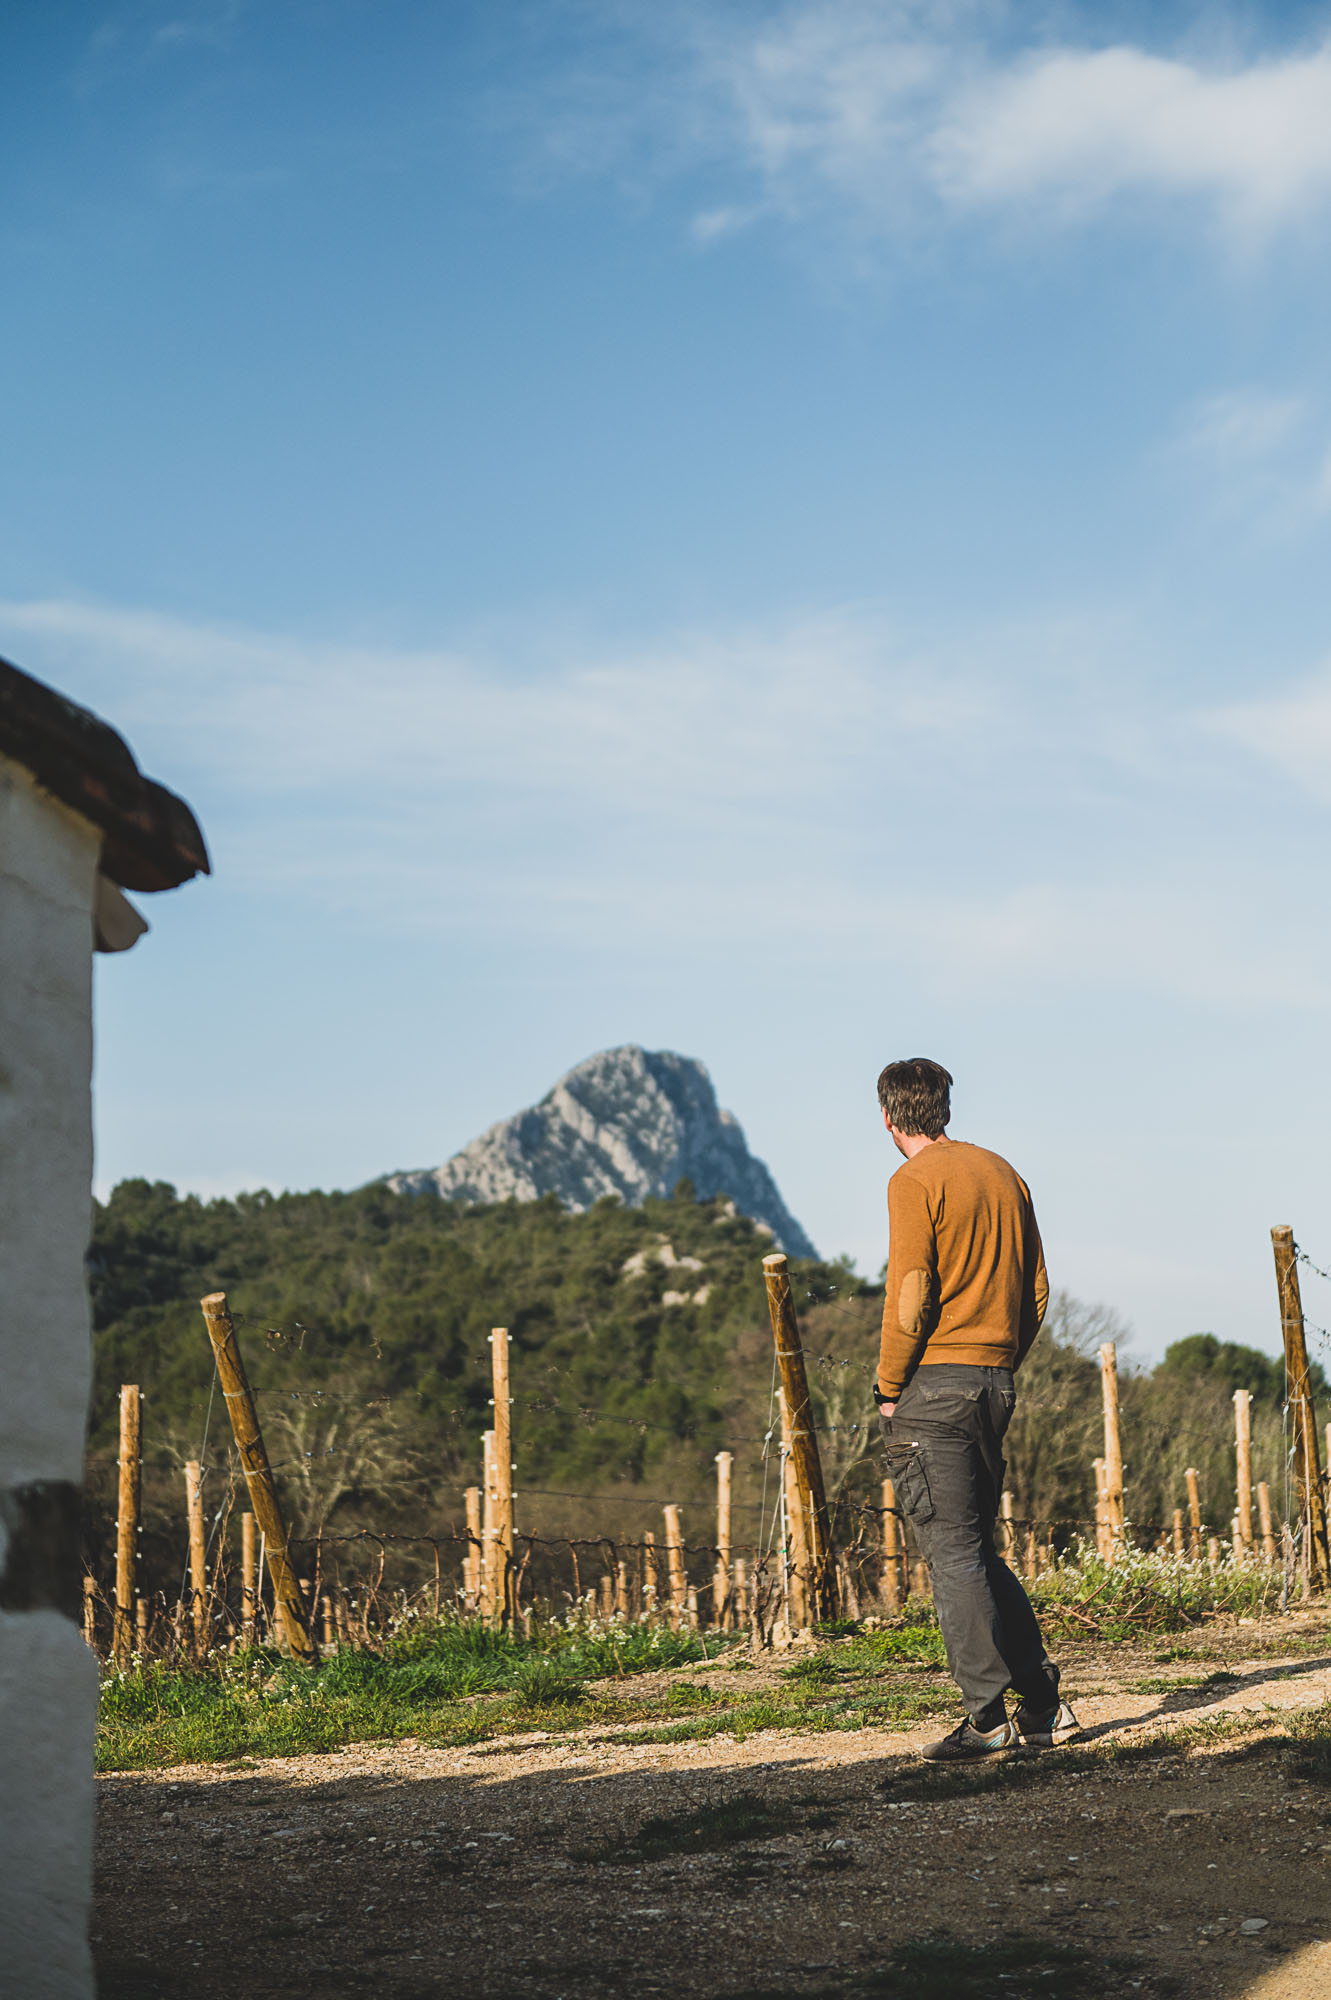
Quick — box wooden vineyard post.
[713,1451,733,1628]
[82,1575,98,1654]
[733,1556,749,1627]
[480,1431,498,1617]
[662,1505,688,1626]
[240,1512,257,1642]
[135,1599,148,1655]
[198,1293,318,1665]
[1172,1508,1185,1557]
[463,1486,482,1609]
[777,1386,810,1632]
[1099,1343,1126,1555]
[1271,1227,1331,1588]
[113,1385,141,1668]
[185,1460,209,1657]
[488,1328,516,1626]
[615,1560,632,1621]
[1234,1391,1254,1556]
[1257,1482,1277,1562]
[1185,1468,1202,1558]
[643,1530,659,1616]
[762,1253,838,1624]
[881,1478,902,1611]
[783,1453,809,1629]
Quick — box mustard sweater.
[877,1139,1049,1399]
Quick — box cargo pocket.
[885,1443,935,1526]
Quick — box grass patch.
[1270,1628,1331,1656]
[784,1626,949,1677]
[598,1615,952,1744]
[99,1609,967,1770]
[512,1657,586,1706]
[597,1678,957,1748]
[1029,1545,1284,1641]
[665,1679,726,1710]
[99,1589,1331,1773]
[96,1615,718,1771]
[1128,1670,1240,1694]
[725,1930,1176,1999]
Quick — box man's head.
[877,1057,953,1152]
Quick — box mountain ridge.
[386,1044,817,1259]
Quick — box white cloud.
[664,7,1331,245]
[1209,660,1331,802]
[1176,389,1307,463]
[0,594,976,813]
[689,204,758,242]
[933,41,1331,233]
[1162,384,1331,532]
[6,590,1329,1013]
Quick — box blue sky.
[9,1,1331,1362]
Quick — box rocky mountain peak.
[386,1044,816,1258]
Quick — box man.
[874,1057,1079,1759]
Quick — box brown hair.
[876,1057,953,1138]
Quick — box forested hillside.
[87,1177,860,1551]
[88,1179,1310,1567]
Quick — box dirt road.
[94,1621,1331,2000]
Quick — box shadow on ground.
[94,1714,1331,2000]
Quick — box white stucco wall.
[0,751,102,1999]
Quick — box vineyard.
[84,1225,1331,1684]
[86,1211,1331,2000]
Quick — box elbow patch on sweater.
[897,1268,932,1337]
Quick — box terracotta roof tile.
[0,655,209,891]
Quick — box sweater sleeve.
[877,1169,939,1398]
[1015,1191,1049,1367]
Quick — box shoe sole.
[918,1746,1017,1762]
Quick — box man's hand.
[879,1401,897,1421]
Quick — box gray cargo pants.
[881,1362,1055,1719]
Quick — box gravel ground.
[93,1620,1331,2000]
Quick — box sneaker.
[919,1716,1018,1761]
[1013,1698,1080,1747]
[1013,1676,1081,1746]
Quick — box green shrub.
[1029,1542,1284,1639]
